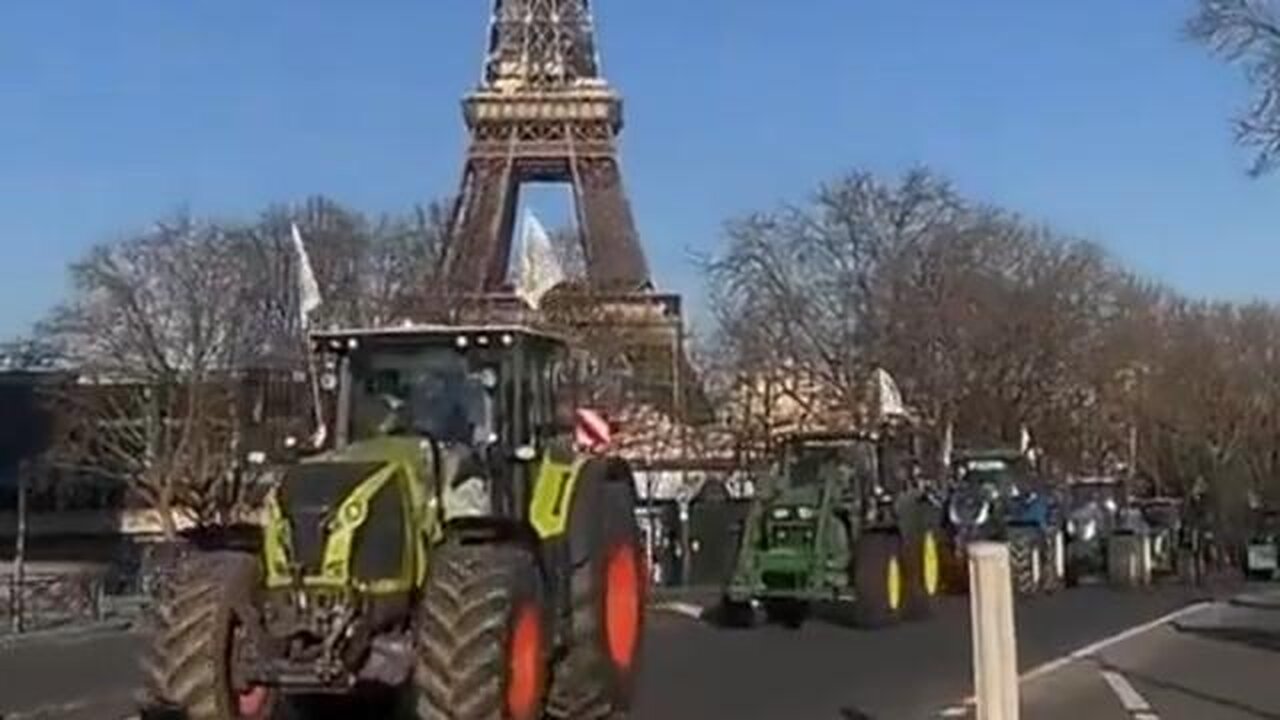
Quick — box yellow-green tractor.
[141,325,646,720]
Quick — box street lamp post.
[11,459,29,633]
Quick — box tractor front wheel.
[415,542,550,720]
[141,551,276,720]
[762,599,809,628]
[1009,528,1043,596]
[853,532,904,628]
[902,526,942,619]
[546,477,645,719]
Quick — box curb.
[0,617,137,650]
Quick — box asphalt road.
[0,582,1254,720]
[1018,589,1280,720]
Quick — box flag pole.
[291,221,327,447]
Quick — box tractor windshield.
[784,441,875,489]
[1068,482,1122,511]
[956,457,1023,495]
[349,343,495,445]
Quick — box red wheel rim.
[236,686,270,718]
[506,604,543,720]
[604,544,641,671]
[228,616,270,719]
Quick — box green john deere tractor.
[141,325,646,720]
[720,430,943,629]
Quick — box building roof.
[310,323,571,347]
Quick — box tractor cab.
[304,324,581,530]
[313,324,576,456]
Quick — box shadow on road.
[1097,659,1280,720]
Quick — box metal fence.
[2,570,109,634]
[0,543,182,635]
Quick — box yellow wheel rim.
[923,531,940,597]
[887,555,903,612]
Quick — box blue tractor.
[941,448,1065,596]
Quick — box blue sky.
[0,0,1276,340]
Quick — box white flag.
[873,367,907,419]
[940,420,954,469]
[291,222,322,326]
[515,210,566,311]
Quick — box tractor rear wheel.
[1041,529,1066,594]
[1107,534,1150,588]
[902,525,942,619]
[546,476,645,719]
[141,551,277,720]
[1009,528,1043,596]
[762,599,809,628]
[415,542,549,720]
[853,531,904,628]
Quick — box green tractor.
[141,325,647,720]
[720,430,943,629]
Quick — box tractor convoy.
[719,421,1208,633]
[142,325,646,720]
[137,322,1224,720]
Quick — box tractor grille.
[278,462,406,583]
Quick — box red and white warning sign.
[574,408,612,452]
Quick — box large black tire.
[853,531,904,628]
[141,551,277,720]
[1008,529,1043,596]
[901,525,942,620]
[545,471,646,719]
[1107,534,1150,588]
[1041,528,1066,594]
[415,542,550,720]
[762,599,809,628]
[938,534,970,595]
[713,597,756,628]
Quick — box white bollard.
[969,542,1020,720]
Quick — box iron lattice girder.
[444,0,650,292]
[484,0,601,90]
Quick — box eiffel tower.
[443,0,650,292]
[440,0,705,420]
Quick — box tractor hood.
[263,436,440,589]
[307,436,433,472]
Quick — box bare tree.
[40,217,263,535]
[1188,0,1280,175]
[703,164,1280,515]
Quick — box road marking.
[1100,669,1156,715]
[936,601,1211,717]
[652,601,704,619]
[1019,601,1211,683]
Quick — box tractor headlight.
[1069,518,1097,542]
[796,506,816,521]
[771,507,792,521]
